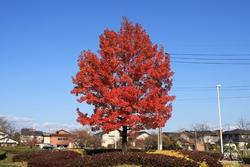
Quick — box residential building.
[20,128,44,144]
[164,130,220,151]
[164,131,197,150]
[100,130,120,148]
[43,133,50,144]
[223,129,250,150]
[0,131,18,147]
[135,131,150,140]
[49,129,75,148]
[130,131,150,149]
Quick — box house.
[130,131,150,148]
[223,129,250,150]
[20,128,44,144]
[0,131,18,147]
[99,130,120,148]
[203,130,220,145]
[164,131,197,150]
[49,129,75,148]
[164,130,220,151]
[96,130,150,149]
[135,131,150,140]
[43,133,50,144]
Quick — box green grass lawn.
[0,153,27,167]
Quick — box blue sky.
[0,0,250,132]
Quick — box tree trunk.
[122,126,128,152]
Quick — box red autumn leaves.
[71,19,174,133]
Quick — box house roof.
[0,134,18,144]
[138,131,151,136]
[21,128,43,136]
[0,131,6,135]
[224,129,250,135]
[55,129,71,134]
[50,129,74,137]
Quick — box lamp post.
[216,84,224,154]
[158,127,162,150]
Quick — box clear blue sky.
[0,0,250,132]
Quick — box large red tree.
[71,19,174,151]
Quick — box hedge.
[13,150,50,162]
[180,151,223,167]
[84,148,143,155]
[1,146,40,154]
[68,152,199,167]
[0,150,7,160]
[27,151,81,167]
[242,157,250,164]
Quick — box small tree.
[71,18,174,151]
[72,129,101,149]
[143,134,177,150]
[0,116,17,139]
[192,123,210,151]
[0,116,11,133]
[237,118,250,130]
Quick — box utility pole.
[216,84,224,154]
[158,127,163,150]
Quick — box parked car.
[56,146,65,150]
[42,144,54,150]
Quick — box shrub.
[1,146,40,154]
[84,148,143,155]
[0,150,7,160]
[27,151,81,167]
[242,156,250,164]
[241,151,250,164]
[13,150,49,162]
[69,152,199,167]
[180,151,223,167]
[243,157,250,164]
[147,150,210,167]
[69,148,85,155]
[84,148,121,155]
[147,150,188,159]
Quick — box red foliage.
[71,18,174,133]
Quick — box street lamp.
[158,127,162,150]
[216,84,224,154]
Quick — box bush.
[180,151,223,167]
[84,148,143,155]
[13,150,49,162]
[27,151,81,167]
[1,146,40,154]
[242,156,250,164]
[84,148,121,155]
[69,152,199,167]
[0,150,7,160]
[69,149,85,155]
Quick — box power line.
[173,89,250,92]
[174,85,250,89]
[176,96,250,101]
[166,52,250,64]
[171,60,250,65]
[170,53,250,56]
[171,57,250,61]
[172,85,250,92]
